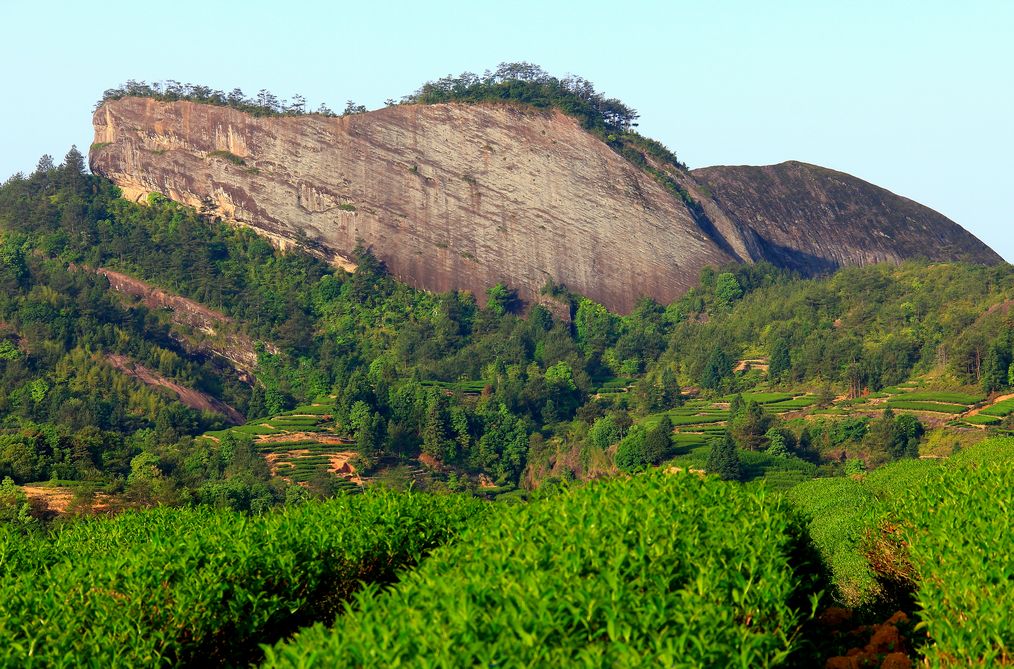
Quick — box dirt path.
[106,353,245,423]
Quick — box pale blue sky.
[2,0,1010,259]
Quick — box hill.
[89,69,1000,314]
[692,160,1000,274]
[1,152,1012,508]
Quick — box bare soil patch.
[106,353,244,423]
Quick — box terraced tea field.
[200,398,361,489]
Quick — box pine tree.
[33,154,55,175]
[643,415,672,464]
[769,337,791,380]
[421,393,454,461]
[706,433,742,481]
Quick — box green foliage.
[700,347,733,391]
[0,476,36,526]
[263,472,819,667]
[730,401,774,450]
[706,433,742,481]
[615,416,671,472]
[99,80,336,117]
[714,272,743,310]
[884,400,967,413]
[648,262,1014,395]
[207,149,246,165]
[587,414,622,450]
[484,282,517,316]
[0,490,483,667]
[894,438,1014,665]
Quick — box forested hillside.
[0,150,1011,513]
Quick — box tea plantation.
[2,439,1012,666]
[0,491,484,667]
[263,472,821,668]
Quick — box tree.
[706,433,742,481]
[475,404,528,483]
[588,415,621,450]
[614,425,649,472]
[730,401,772,451]
[485,283,518,316]
[33,154,55,175]
[729,393,745,418]
[343,100,367,115]
[714,272,743,311]
[700,348,732,391]
[288,94,307,115]
[764,428,789,457]
[769,337,791,380]
[62,146,86,176]
[574,298,619,355]
[643,415,672,464]
[422,393,455,462]
[890,413,923,460]
[659,366,683,407]
[982,341,1012,393]
[0,477,36,526]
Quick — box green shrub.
[885,400,967,413]
[981,397,1014,417]
[0,491,484,667]
[207,150,246,166]
[263,472,820,668]
[962,414,1001,425]
[892,391,983,404]
[888,438,1014,666]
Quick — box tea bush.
[0,491,484,667]
[263,472,821,668]
[890,438,1014,666]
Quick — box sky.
[1,0,1010,260]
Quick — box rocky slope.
[690,161,1002,273]
[90,98,1001,312]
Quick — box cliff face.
[691,161,1002,273]
[91,98,1001,312]
[91,98,736,313]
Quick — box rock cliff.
[90,98,1001,313]
[690,161,1002,273]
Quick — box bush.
[885,400,967,414]
[889,438,1014,665]
[263,472,820,667]
[0,491,484,667]
[706,433,743,481]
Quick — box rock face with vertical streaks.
[90,98,1001,313]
